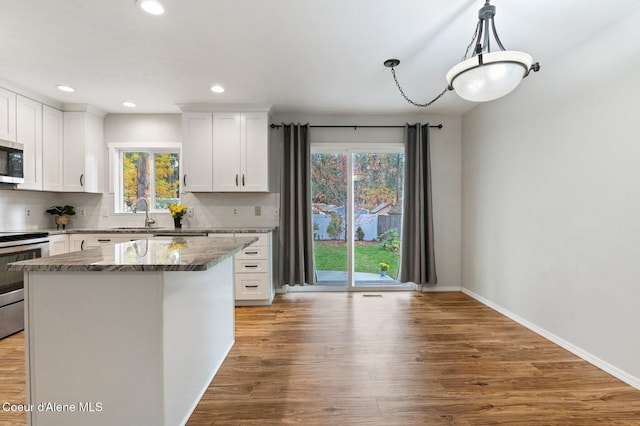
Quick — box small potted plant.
[46,205,76,230]
[167,204,188,229]
[379,262,390,277]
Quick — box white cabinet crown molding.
[177,103,272,113]
[62,103,107,118]
[0,79,63,110]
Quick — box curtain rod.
[270,124,443,130]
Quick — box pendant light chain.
[389,67,448,108]
[387,20,481,108]
[463,20,482,61]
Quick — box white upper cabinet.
[212,113,242,192]
[182,107,270,193]
[16,95,43,190]
[0,83,104,194]
[0,88,17,142]
[239,112,269,192]
[63,110,104,193]
[182,112,214,192]
[42,105,64,191]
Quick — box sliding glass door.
[311,152,349,285]
[311,146,410,290]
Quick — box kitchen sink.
[108,227,207,237]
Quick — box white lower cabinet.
[48,234,69,256]
[208,232,274,305]
[235,273,270,300]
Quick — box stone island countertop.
[44,226,277,235]
[9,236,257,272]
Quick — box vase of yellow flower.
[167,204,188,229]
[379,262,390,277]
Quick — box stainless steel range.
[0,232,49,339]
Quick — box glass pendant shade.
[446,51,533,102]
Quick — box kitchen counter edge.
[44,226,277,235]
[9,236,258,273]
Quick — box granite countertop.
[45,226,277,235]
[9,236,257,272]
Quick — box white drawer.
[235,259,269,274]
[236,245,267,260]
[235,273,269,300]
[237,233,268,247]
[84,234,152,248]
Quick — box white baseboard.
[461,288,640,391]
[284,284,418,293]
[421,285,462,292]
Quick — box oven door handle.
[0,242,50,258]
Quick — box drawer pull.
[97,239,111,242]
[244,265,259,269]
[245,285,259,288]
[244,251,259,255]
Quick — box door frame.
[311,143,414,291]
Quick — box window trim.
[107,142,182,214]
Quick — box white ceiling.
[1,0,639,115]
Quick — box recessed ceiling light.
[57,85,75,93]
[122,101,137,108]
[136,0,165,15]
[210,85,225,94]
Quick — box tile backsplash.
[1,189,60,231]
[0,188,279,231]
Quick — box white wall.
[461,7,640,387]
[274,113,462,289]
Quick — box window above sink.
[107,142,182,214]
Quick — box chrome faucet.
[134,197,156,228]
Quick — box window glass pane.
[119,150,180,213]
[154,153,180,210]
[122,152,151,213]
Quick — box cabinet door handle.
[242,174,245,186]
[80,174,84,187]
[183,174,187,186]
[235,174,239,186]
[80,240,85,250]
[245,285,259,288]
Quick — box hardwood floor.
[1,292,639,425]
[188,292,640,425]
[0,328,26,426]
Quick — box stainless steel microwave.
[0,140,24,184]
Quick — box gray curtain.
[400,123,437,286]
[279,123,316,285]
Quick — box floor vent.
[363,294,383,297]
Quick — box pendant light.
[385,0,540,106]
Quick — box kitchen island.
[9,236,256,426]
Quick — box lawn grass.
[313,240,400,278]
